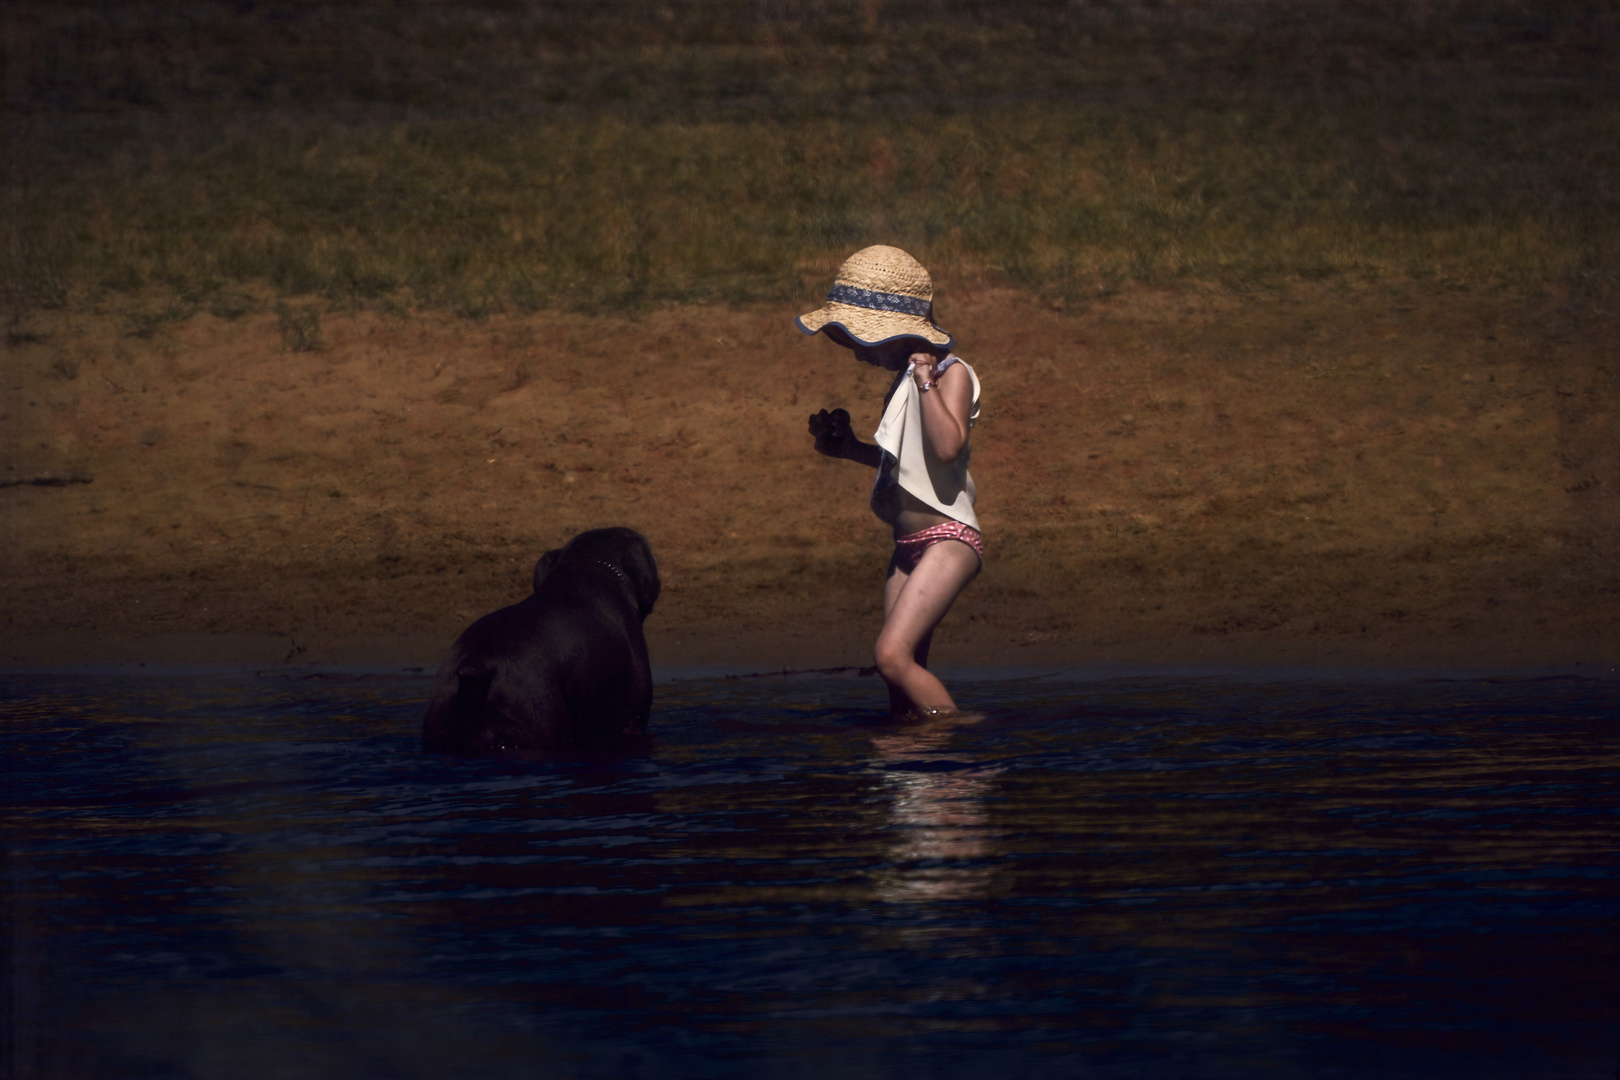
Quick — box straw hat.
[795,245,952,349]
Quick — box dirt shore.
[3,283,1616,673]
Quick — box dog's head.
[536,527,661,619]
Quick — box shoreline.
[3,653,1611,685]
[3,620,1613,677]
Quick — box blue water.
[3,666,1617,1080]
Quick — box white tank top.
[870,355,981,532]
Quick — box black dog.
[422,527,660,756]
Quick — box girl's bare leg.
[881,564,935,714]
[876,540,980,715]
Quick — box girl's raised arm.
[912,358,972,464]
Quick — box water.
[3,666,1616,1080]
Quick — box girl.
[798,245,984,718]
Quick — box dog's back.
[421,601,559,754]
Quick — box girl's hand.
[808,407,854,458]
[910,354,939,389]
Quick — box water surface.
[4,667,1616,1079]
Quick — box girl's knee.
[873,637,912,681]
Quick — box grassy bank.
[4,2,1615,666]
[5,1,1617,316]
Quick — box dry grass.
[5,1,1617,316]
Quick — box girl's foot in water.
[904,705,988,724]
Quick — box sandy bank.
[3,284,1616,672]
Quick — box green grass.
[5,1,1617,314]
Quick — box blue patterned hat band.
[825,283,932,317]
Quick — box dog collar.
[588,558,633,593]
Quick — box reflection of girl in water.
[870,718,995,908]
[798,246,983,718]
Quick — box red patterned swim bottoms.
[891,520,985,573]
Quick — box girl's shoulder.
[937,355,978,392]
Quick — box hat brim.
[796,302,952,349]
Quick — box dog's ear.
[624,534,661,618]
[532,549,564,593]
